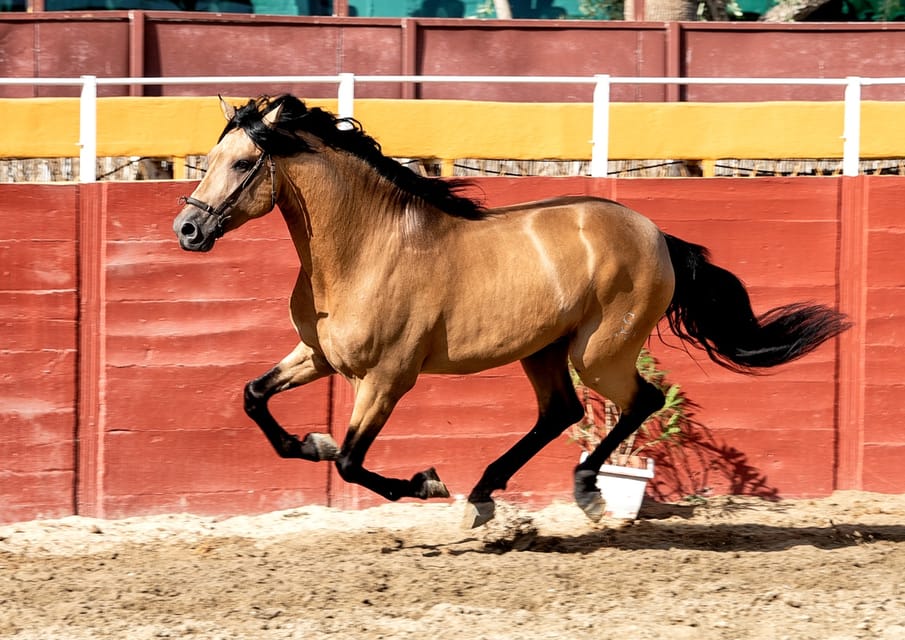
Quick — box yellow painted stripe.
[609,102,845,160]
[355,100,592,159]
[862,102,905,158]
[0,97,337,157]
[0,98,81,157]
[96,97,339,157]
[0,97,901,162]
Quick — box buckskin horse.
[173,95,849,527]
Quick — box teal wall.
[35,0,579,17]
[348,0,578,17]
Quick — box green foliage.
[577,0,624,19]
[474,0,497,17]
[842,0,905,20]
[761,0,905,20]
[567,348,692,462]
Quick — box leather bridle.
[179,152,276,239]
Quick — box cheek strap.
[178,153,274,238]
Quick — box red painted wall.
[860,179,905,489]
[1,176,901,524]
[4,14,905,101]
[0,185,79,522]
[611,179,843,499]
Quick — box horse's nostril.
[181,222,198,239]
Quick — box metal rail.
[3,73,903,181]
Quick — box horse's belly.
[421,296,578,374]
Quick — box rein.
[179,152,276,238]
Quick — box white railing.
[2,74,903,181]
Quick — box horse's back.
[424,196,674,374]
[515,193,672,305]
[489,195,672,291]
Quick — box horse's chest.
[313,319,383,378]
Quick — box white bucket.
[579,454,654,520]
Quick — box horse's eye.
[233,159,253,172]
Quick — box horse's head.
[173,97,283,252]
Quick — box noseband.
[179,152,276,238]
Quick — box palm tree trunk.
[493,0,513,17]
[760,0,833,20]
[624,0,696,19]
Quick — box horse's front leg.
[334,378,450,501]
[244,341,339,461]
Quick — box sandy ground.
[2,491,905,640]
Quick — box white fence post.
[591,74,611,178]
[338,73,355,122]
[842,76,862,177]
[79,75,98,183]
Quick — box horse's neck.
[277,152,406,286]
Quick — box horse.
[173,95,850,527]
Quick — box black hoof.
[412,467,450,500]
[300,433,340,461]
[574,468,605,522]
[463,500,496,528]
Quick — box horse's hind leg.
[334,377,451,501]
[572,368,665,521]
[465,340,583,528]
[244,341,339,461]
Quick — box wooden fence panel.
[5,16,905,101]
[3,176,904,524]
[0,185,79,522]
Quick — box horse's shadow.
[380,512,905,556]
[517,521,905,554]
[461,518,905,555]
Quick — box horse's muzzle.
[173,208,218,252]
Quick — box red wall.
[860,179,905,488]
[3,14,905,101]
[1,176,901,524]
[1,186,79,521]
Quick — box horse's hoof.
[577,493,606,522]
[574,468,605,522]
[463,500,496,529]
[304,433,340,461]
[414,467,450,499]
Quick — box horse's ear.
[219,95,236,121]
[262,102,284,128]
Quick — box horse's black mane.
[220,95,488,221]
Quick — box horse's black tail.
[662,234,851,373]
